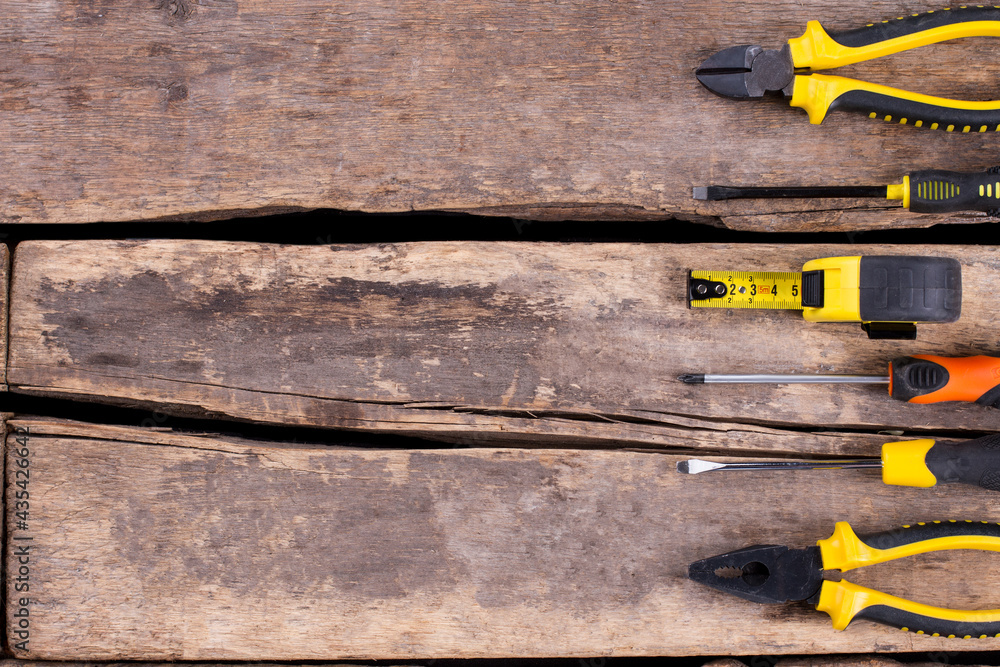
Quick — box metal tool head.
[688,543,823,605]
[677,459,726,474]
[695,44,794,99]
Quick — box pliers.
[695,7,1000,131]
[689,520,1000,637]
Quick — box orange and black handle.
[889,355,1000,407]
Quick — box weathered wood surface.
[8,241,1000,445]
[773,660,996,667]
[709,659,999,667]
[4,0,1000,229]
[6,417,1000,659]
[0,663,406,667]
[1,244,8,391]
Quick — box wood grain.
[8,240,1000,446]
[6,417,1000,659]
[1,244,8,391]
[774,659,995,667]
[4,0,1000,228]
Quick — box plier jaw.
[688,543,824,605]
[695,45,794,99]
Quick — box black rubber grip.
[851,604,1000,638]
[857,256,962,323]
[889,356,950,402]
[858,520,1000,551]
[926,435,1000,491]
[978,384,1000,409]
[910,168,1000,214]
[827,90,1000,133]
[827,6,1000,49]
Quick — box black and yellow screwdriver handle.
[786,6,1000,129]
[889,355,1000,407]
[881,435,1000,490]
[815,521,1000,637]
[902,167,1000,215]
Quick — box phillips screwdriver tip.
[678,374,705,384]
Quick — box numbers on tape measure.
[690,270,805,311]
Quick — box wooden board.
[1,244,8,391]
[773,660,995,667]
[8,241,1000,447]
[3,0,1000,229]
[6,417,1000,659]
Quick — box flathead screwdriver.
[678,435,1000,491]
[679,354,1000,408]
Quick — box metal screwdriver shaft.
[693,185,889,201]
[678,373,890,384]
[678,459,883,474]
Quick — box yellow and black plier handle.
[817,521,1000,637]
[789,7,1000,129]
[690,519,1000,637]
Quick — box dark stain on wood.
[165,82,188,107]
[420,450,670,610]
[155,0,193,20]
[112,447,464,599]
[34,265,566,406]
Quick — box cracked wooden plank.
[8,240,1000,445]
[4,0,1000,228]
[6,417,1000,659]
[1,244,7,391]
[0,663,404,667]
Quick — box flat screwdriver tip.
[692,186,709,200]
[677,459,726,474]
[678,374,705,384]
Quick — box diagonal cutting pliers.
[695,7,1000,131]
[689,520,1000,638]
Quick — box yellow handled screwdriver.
[677,435,1000,490]
[694,167,1000,215]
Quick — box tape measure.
[689,271,805,310]
[688,256,962,339]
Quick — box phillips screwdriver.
[693,167,1000,215]
[677,434,1000,491]
[679,354,1000,408]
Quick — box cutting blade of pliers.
[696,6,1000,131]
[689,520,1000,638]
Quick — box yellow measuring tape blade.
[689,270,805,310]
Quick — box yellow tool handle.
[788,74,1000,129]
[816,579,1000,637]
[789,9,1000,70]
[786,7,1000,128]
[881,435,1000,488]
[818,521,1000,572]
[815,521,1000,636]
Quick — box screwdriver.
[679,354,1000,408]
[677,435,1000,491]
[693,167,1000,215]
